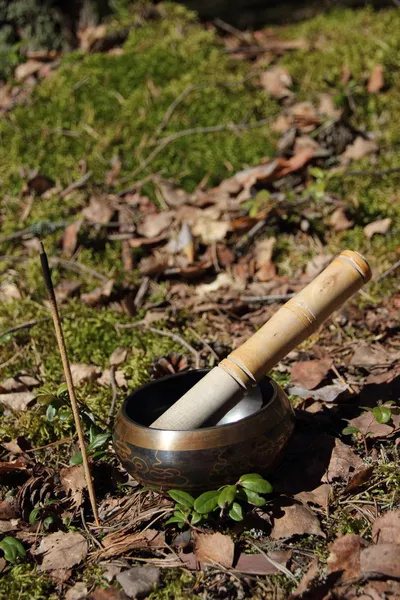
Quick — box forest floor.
[0,3,399,599]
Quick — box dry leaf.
[196,273,237,297]
[305,254,333,278]
[350,343,396,367]
[289,102,320,132]
[0,392,35,412]
[83,196,114,224]
[63,220,83,257]
[55,280,82,303]
[70,364,101,386]
[116,567,160,599]
[0,375,39,393]
[78,24,107,52]
[344,466,374,494]
[33,531,88,572]
[87,587,128,600]
[98,369,127,388]
[289,383,349,403]
[14,60,42,81]
[318,93,341,119]
[65,582,88,600]
[372,509,400,545]
[234,550,291,575]
[271,502,325,539]
[158,181,190,207]
[60,465,87,509]
[255,237,276,282]
[296,484,331,510]
[367,64,384,93]
[137,211,174,238]
[0,500,17,520]
[0,282,22,302]
[360,544,400,579]
[192,216,230,244]
[290,358,333,390]
[341,136,378,161]
[327,534,363,581]
[322,438,363,482]
[363,218,391,239]
[194,532,235,568]
[348,411,399,439]
[260,66,293,99]
[81,279,114,307]
[109,347,127,367]
[294,135,322,155]
[330,207,353,232]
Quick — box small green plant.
[342,401,395,454]
[0,536,26,563]
[165,474,273,529]
[70,426,111,466]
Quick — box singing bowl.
[113,370,295,492]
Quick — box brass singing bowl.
[113,370,295,492]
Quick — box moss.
[148,569,198,600]
[0,564,56,600]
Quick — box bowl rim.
[114,370,293,451]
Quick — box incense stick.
[39,241,99,526]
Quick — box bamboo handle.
[151,250,371,430]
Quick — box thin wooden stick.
[39,241,99,526]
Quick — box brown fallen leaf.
[81,279,114,307]
[128,234,167,248]
[98,369,127,388]
[260,66,293,99]
[116,567,160,599]
[271,502,325,539]
[322,438,364,483]
[363,218,391,239]
[65,581,88,600]
[294,135,322,156]
[63,220,83,257]
[327,534,363,581]
[87,587,129,600]
[330,207,354,232]
[109,347,128,367]
[0,500,18,520]
[350,343,397,367]
[296,484,331,511]
[0,375,40,393]
[293,557,319,597]
[60,465,87,509]
[367,64,384,93]
[289,102,320,132]
[341,136,378,161]
[192,216,230,244]
[318,93,342,119]
[255,237,276,282]
[288,383,349,403]
[194,532,234,568]
[137,211,174,238]
[157,180,190,207]
[371,509,400,545]
[0,392,36,412]
[15,60,43,81]
[83,195,115,224]
[360,543,400,579]
[0,282,22,302]
[33,531,88,572]
[347,411,399,439]
[78,24,108,52]
[344,466,374,494]
[70,364,101,386]
[234,550,291,575]
[290,358,333,390]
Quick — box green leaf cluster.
[0,536,26,563]
[165,473,272,529]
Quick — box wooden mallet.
[150,250,371,431]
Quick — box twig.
[213,17,251,44]
[247,541,297,582]
[0,317,51,338]
[128,116,274,180]
[106,366,119,428]
[25,437,73,453]
[0,347,25,370]
[60,171,92,198]
[375,258,400,282]
[134,277,150,309]
[236,218,266,250]
[331,363,356,395]
[188,327,219,362]
[50,257,109,282]
[240,293,296,303]
[342,166,400,178]
[39,241,99,526]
